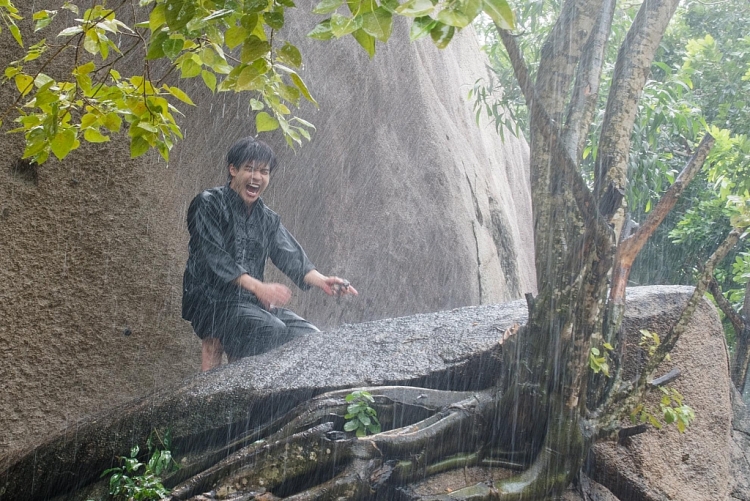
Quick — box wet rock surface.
[590,286,734,501]
[1,286,742,501]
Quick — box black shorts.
[191,301,318,358]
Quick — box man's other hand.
[254,282,293,308]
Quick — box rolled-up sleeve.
[269,221,315,290]
[187,193,246,286]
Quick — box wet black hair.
[226,136,277,178]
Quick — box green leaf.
[352,29,375,58]
[147,31,169,60]
[396,0,434,17]
[429,21,454,49]
[245,0,270,12]
[278,42,302,68]
[249,98,264,110]
[361,8,392,42]
[241,37,271,63]
[308,19,334,40]
[290,71,317,105]
[164,0,196,31]
[263,11,285,30]
[409,16,436,41]
[437,7,470,28]
[103,113,122,132]
[162,37,185,59]
[201,70,217,92]
[358,415,371,426]
[482,0,514,30]
[330,13,362,37]
[149,4,167,31]
[167,85,195,105]
[343,420,359,432]
[225,25,248,49]
[313,0,343,14]
[180,57,202,78]
[50,129,77,160]
[130,136,150,158]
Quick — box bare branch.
[609,133,715,305]
[708,278,745,334]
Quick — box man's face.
[229,160,270,207]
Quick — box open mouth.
[246,184,260,197]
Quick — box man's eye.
[260,169,270,175]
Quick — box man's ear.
[228,163,238,179]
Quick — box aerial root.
[169,422,345,500]
[170,388,503,500]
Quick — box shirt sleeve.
[187,192,247,286]
[269,221,316,290]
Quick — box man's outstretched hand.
[304,270,359,297]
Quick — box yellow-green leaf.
[130,136,150,158]
[201,70,217,92]
[225,25,248,49]
[482,0,515,30]
[290,72,317,106]
[149,4,166,31]
[396,0,434,17]
[50,129,78,160]
[361,8,392,42]
[256,111,279,132]
[14,74,34,96]
[167,85,195,105]
[352,29,375,57]
[84,128,110,143]
[313,0,343,14]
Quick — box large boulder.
[0,286,737,500]
[0,3,533,456]
[589,287,734,500]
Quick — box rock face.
[0,4,533,455]
[590,287,734,500]
[0,286,738,501]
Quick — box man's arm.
[234,273,292,308]
[303,270,359,297]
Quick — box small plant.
[100,430,178,501]
[631,386,696,433]
[589,342,614,376]
[639,329,671,361]
[343,390,381,437]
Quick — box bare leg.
[201,338,223,371]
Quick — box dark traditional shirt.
[182,184,315,322]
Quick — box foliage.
[95,431,178,501]
[630,386,695,434]
[473,0,750,340]
[589,341,613,376]
[343,390,381,437]
[1,0,515,165]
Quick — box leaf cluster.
[630,386,695,434]
[96,431,178,501]
[589,341,613,377]
[343,390,381,437]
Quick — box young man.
[182,136,358,371]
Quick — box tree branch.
[708,278,745,335]
[562,0,616,160]
[593,0,682,220]
[609,133,715,305]
[640,229,744,386]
